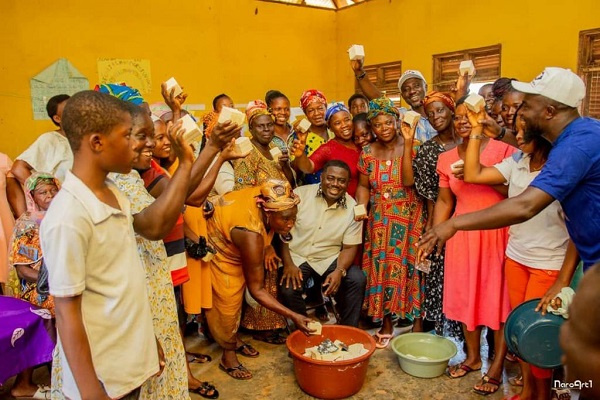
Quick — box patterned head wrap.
[422,91,456,113]
[246,100,273,127]
[25,172,60,213]
[300,89,327,112]
[256,179,300,212]
[325,103,350,123]
[94,83,145,105]
[202,111,218,138]
[367,97,399,121]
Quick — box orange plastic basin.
[286,325,376,399]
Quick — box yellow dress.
[232,144,287,331]
[204,187,274,349]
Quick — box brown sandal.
[235,343,259,358]
[219,363,252,380]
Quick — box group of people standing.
[1,52,599,400]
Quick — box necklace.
[435,134,459,148]
[530,161,545,171]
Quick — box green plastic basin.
[391,333,457,378]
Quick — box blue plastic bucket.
[504,298,565,368]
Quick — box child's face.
[33,182,58,211]
[102,112,136,174]
[353,122,373,148]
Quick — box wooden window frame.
[432,44,502,92]
[354,61,402,106]
[578,28,600,118]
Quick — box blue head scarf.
[94,83,145,105]
[325,103,350,123]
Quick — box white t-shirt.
[494,152,569,270]
[289,184,363,275]
[40,171,158,399]
[17,131,73,183]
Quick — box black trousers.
[280,259,366,327]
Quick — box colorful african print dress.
[110,172,189,399]
[358,145,425,320]
[232,144,288,331]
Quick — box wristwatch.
[494,127,507,141]
[336,267,347,277]
[356,71,367,81]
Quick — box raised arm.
[350,59,382,100]
[11,159,33,186]
[290,132,315,174]
[399,121,417,186]
[133,122,193,240]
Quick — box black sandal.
[235,343,260,358]
[190,382,219,399]
[219,363,252,380]
[252,332,287,345]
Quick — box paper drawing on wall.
[30,58,89,120]
[97,58,152,95]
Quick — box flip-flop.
[236,343,260,358]
[189,382,219,399]
[187,352,212,363]
[219,363,252,380]
[373,332,394,349]
[473,374,501,396]
[509,375,524,387]
[446,363,482,379]
[252,332,287,345]
[13,385,51,399]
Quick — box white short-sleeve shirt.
[40,171,158,399]
[494,152,569,270]
[289,184,363,275]
[17,131,73,183]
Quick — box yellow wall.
[335,0,600,106]
[2,0,600,158]
[0,0,337,158]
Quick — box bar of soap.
[165,77,183,97]
[347,343,366,356]
[450,160,464,172]
[308,321,322,335]
[354,204,367,219]
[464,93,485,113]
[201,251,214,262]
[270,146,282,161]
[403,110,421,128]
[180,114,202,143]
[348,44,365,61]
[218,106,246,126]
[459,60,475,76]
[297,118,312,133]
[234,136,253,155]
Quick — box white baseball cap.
[398,70,427,91]
[511,67,586,108]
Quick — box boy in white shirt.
[13,94,72,184]
[41,90,194,399]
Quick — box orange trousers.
[505,257,559,379]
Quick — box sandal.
[12,386,51,399]
[252,332,287,345]
[315,306,330,322]
[187,351,212,363]
[219,363,252,380]
[509,374,524,387]
[446,363,482,379]
[190,382,219,399]
[236,343,260,358]
[473,374,501,396]
[373,332,394,349]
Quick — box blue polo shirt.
[530,117,600,271]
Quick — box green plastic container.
[504,298,565,368]
[391,333,457,378]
